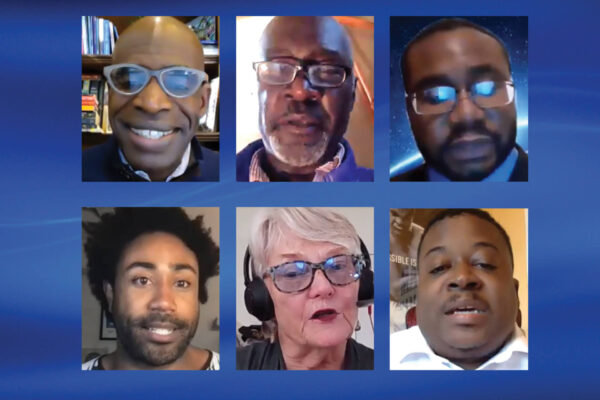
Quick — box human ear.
[103,281,114,313]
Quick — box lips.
[447,134,494,161]
[277,114,322,135]
[443,298,489,325]
[131,127,174,140]
[310,308,339,322]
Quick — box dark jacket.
[236,339,374,370]
[82,136,219,182]
[391,145,528,182]
[236,139,373,182]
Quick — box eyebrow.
[472,241,500,253]
[467,64,509,81]
[423,241,500,259]
[125,262,197,275]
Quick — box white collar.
[427,147,519,182]
[118,144,191,182]
[391,324,528,370]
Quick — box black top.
[391,145,528,182]
[82,136,219,182]
[236,339,374,370]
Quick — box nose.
[448,89,485,124]
[308,269,334,298]
[285,70,320,102]
[132,77,172,114]
[149,279,176,313]
[448,261,483,291]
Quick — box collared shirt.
[390,324,528,370]
[427,147,519,182]
[118,144,191,182]
[249,143,345,182]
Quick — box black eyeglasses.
[406,80,515,115]
[266,254,365,293]
[253,60,352,88]
[103,63,208,98]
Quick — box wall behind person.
[81,207,220,361]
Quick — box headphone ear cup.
[358,267,374,304]
[244,278,274,322]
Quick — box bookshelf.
[82,16,220,152]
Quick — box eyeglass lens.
[107,65,202,97]
[257,61,346,87]
[272,255,360,293]
[416,81,513,114]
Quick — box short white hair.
[249,207,361,276]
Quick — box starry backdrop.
[389,16,528,177]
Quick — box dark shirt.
[391,145,528,182]
[236,339,374,370]
[82,136,219,181]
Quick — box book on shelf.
[198,76,219,133]
[81,74,110,133]
[82,16,118,56]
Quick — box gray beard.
[266,132,329,168]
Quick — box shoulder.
[345,339,374,370]
[81,356,102,370]
[191,139,219,181]
[330,141,374,182]
[391,164,427,181]
[390,326,431,369]
[510,145,529,182]
[82,139,117,181]
[236,140,264,181]
[206,351,220,370]
[236,341,282,370]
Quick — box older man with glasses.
[236,16,374,182]
[391,18,528,182]
[83,16,219,182]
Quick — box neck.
[278,335,347,370]
[103,345,206,370]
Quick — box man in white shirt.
[390,209,528,370]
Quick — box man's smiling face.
[105,231,200,367]
[109,17,208,181]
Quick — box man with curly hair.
[82,207,219,370]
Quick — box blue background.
[1,0,599,398]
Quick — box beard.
[113,311,198,367]
[266,131,329,167]
[419,120,517,181]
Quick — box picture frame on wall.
[99,308,117,340]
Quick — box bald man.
[83,16,219,182]
[236,16,373,182]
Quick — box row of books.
[82,75,111,133]
[81,16,119,55]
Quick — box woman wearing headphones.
[238,207,374,370]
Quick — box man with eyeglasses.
[236,16,374,182]
[238,208,374,369]
[391,18,528,182]
[82,17,219,182]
